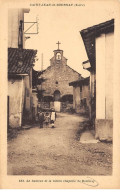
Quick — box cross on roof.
[56,41,61,50]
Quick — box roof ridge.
[66,64,81,76]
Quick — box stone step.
[22,125,32,130]
[80,130,99,144]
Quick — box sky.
[24,3,114,77]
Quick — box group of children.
[38,109,56,129]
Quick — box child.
[38,110,44,128]
[45,112,50,128]
[50,109,56,128]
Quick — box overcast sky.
[24,2,114,77]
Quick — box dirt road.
[8,113,112,175]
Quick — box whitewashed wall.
[8,78,24,128]
[96,32,114,120]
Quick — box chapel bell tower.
[50,41,67,66]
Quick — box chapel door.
[54,90,61,112]
[54,102,61,112]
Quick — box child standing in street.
[50,109,56,128]
[45,112,50,128]
[38,110,44,128]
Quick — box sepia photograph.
[0,0,120,189]
[7,3,114,176]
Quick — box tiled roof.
[8,48,37,75]
[80,19,114,70]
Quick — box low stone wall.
[61,102,73,113]
[39,101,73,113]
[40,102,50,109]
[95,119,113,142]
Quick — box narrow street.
[8,113,112,175]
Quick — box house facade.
[8,48,37,128]
[69,77,90,115]
[80,19,114,141]
[8,9,37,128]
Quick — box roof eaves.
[80,19,114,70]
[69,76,90,86]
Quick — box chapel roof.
[42,63,81,77]
[8,48,37,75]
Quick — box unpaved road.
[8,113,112,175]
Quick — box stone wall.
[39,64,81,98]
[61,102,73,113]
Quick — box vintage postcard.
[0,0,120,189]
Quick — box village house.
[8,48,37,127]
[38,43,82,112]
[69,77,90,115]
[80,19,114,141]
[8,9,37,128]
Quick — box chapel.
[38,42,81,112]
